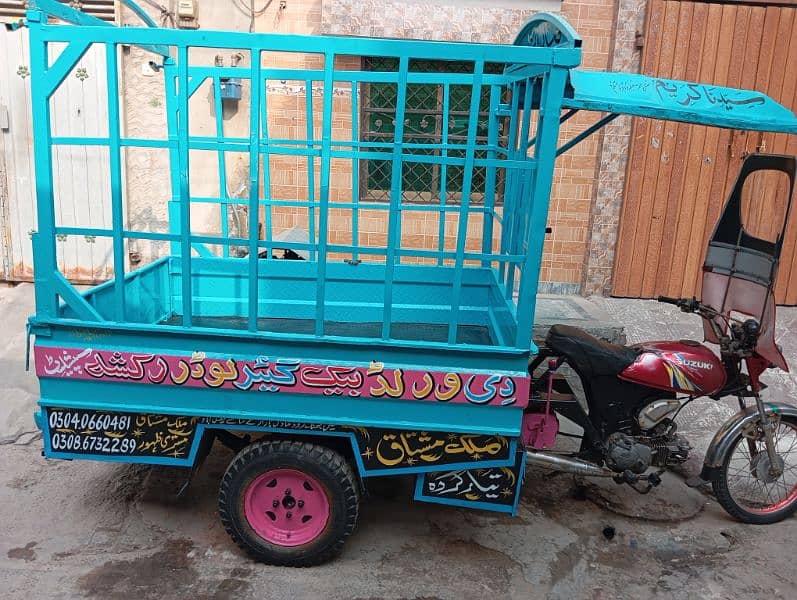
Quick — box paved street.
[1,284,796,600]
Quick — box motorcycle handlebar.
[657,295,681,306]
[657,296,702,313]
[656,296,732,340]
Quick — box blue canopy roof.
[564,70,797,135]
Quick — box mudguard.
[700,402,797,480]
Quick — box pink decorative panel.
[35,346,530,408]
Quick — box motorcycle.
[524,153,797,524]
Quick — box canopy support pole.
[556,113,619,157]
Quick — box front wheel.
[219,439,360,566]
[710,415,797,524]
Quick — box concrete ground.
[1,283,796,600]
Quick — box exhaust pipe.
[525,450,615,477]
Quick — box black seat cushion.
[545,324,640,378]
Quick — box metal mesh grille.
[361,57,507,205]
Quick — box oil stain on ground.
[78,538,252,600]
[7,541,37,562]
[78,538,192,599]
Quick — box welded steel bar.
[247,50,263,332]
[447,60,485,345]
[314,52,336,336]
[381,55,409,340]
[106,43,126,321]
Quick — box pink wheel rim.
[756,486,797,514]
[244,469,330,547]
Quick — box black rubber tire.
[219,439,359,566]
[709,416,797,525]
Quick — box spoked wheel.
[710,415,797,524]
[219,440,359,566]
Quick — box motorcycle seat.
[545,324,640,378]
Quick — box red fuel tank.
[619,340,726,396]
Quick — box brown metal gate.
[612,0,797,304]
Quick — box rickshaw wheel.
[219,439,359,566]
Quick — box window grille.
[360,57,507,204]
[0,1,116,22]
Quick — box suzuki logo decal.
[673,353,713,370]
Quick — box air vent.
[0,1,116,23]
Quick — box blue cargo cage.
[14,0,797,566]
[22,4,585,360]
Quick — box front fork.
[739,391,783,479]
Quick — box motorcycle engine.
[605,423,691,474]
[605,432,652,474]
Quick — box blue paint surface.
[565,70,797,134]
[20,2,797,496]
[40,407,519,479]
[24,2,579,360]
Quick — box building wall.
[582,0,646,295]
[119,3,253,266]
[120,0,620,292]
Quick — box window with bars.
[360,57,507,205]
[0,0,116,22]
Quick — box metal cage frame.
[22,1,583,362]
